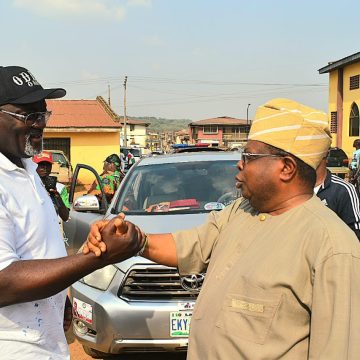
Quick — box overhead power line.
[45,74,328,111]
[45,75,327,88]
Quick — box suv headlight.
[80,265,117,291]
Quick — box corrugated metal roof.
[318,52,360,74]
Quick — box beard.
[24,134,43,156]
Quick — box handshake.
[83,213,148,264]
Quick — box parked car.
[171,144,224,154]
[326,147,349,179]
[64,151,241,358]
[174,147,224,154]
[46,149,73,185]
[120,146,142,167]
[148,150,164,156]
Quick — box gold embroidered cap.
[248,98,332,169]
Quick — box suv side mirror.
[73,194,100,212]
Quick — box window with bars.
[203,125,218,134]
[43,138,71,160]
[330,112,337,133]
[349,103,360,136]
[350,75,360,90]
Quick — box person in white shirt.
[120,151,126,172]
[0,65,145,360]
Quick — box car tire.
[83,345,110,359]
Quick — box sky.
[0,0,359,121]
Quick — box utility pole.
[246,103,251,126]
[123,76,128,147]
[108,84,111,106]
[160,132,164,153]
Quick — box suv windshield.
[115,160,240,214]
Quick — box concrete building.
[45,97,121,183]
[119,118,150,148]
[319,51,360,156]
[175,128,190,145]
[189,116,250,148]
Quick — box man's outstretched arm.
[0,217,142,307]
[140,233,178,267]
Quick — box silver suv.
[65,151,241,358]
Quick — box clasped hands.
[83,213,146,264]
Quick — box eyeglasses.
[241,152,285,164]
[0,109,52,127]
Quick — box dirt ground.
[66,329,93,360]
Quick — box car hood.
[112,212,209,272]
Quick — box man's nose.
[237,160,244,171]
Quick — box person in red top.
[127,152,135,168]
[33,151,70,222]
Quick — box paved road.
[66,328,187,360]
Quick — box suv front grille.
[119,265,200,301]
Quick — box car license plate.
[170,311,192,337]
[73,297,93,324]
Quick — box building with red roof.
[44,96,122,178]
[189,116,250,148]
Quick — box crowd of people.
[0,65,359,360]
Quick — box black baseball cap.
[0,66,66,106]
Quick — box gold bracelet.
[136,233,148,257]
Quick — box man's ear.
[279,156,297,182]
